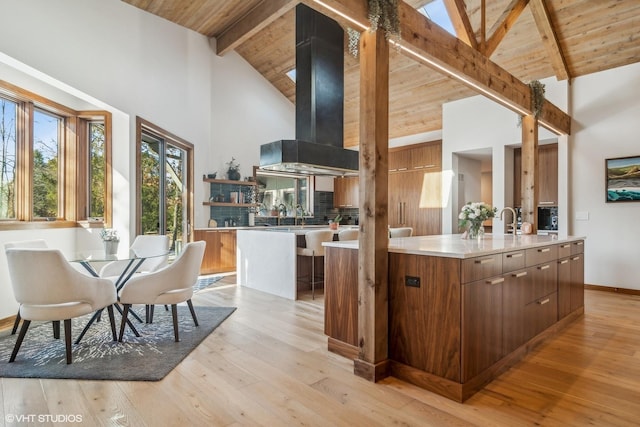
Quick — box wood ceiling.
[122,0,640,147]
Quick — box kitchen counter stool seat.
[296,230,333,299]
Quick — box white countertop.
[323,233,585,259]
[239,225,358,235]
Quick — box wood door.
[410,141,441,170]
[388,148,411,172]
[557,257,572,319]
[538,144,558,206]
[388,173,405,227]
[570,254,585,312]
[462,275,504,381]
[218,229,236,272]
[503,269,529,355]
[334,176,358,208]
[194,229,221,274]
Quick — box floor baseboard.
[585,284,640,296]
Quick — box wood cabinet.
[558,240,585,319]
[193,229,236,274]
[538,144,558,206]
[462,275,504,381]
[333,176,358,208]
[388,141,442,236]
[514,144,557,207]
[325,238,585,402]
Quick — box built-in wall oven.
[538,206,558,231]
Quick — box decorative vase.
[468,223,484,240]
[227,169,241,181]
[104,240,118,255]
[248,212,255,227]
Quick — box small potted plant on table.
[329,214,342,230]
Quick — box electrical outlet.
[405,276,420,288]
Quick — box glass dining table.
[68,249,171,344]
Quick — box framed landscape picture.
[606,155,640,202]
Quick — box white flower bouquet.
[458,202,497,238]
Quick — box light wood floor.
[2,278,640,426]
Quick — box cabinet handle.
[389,168,398,172]
[572,256,581,261]
[424,164,436,169]
[575,241,584,246]
[398,167,408,171]
[487,278,505,285]
[538,264,550,270]
[540,201,556,205]
[506,253,523,258]
[538,248,551,253]
[538,298,550,305]
[559,260,569,265]
[512,272,528,278]
[560,244,570,249]
[475,258,494,265]
[413,165,424,169]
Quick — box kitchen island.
[236,226,356,300]
[323,233,585,402]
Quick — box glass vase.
[468,223,485,240]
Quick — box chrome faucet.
[499,207,517,235]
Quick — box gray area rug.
[0,306,235,381]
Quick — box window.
[32,109,61,218]
[0,82,112,228]
[255,170,313,217]
[0,97,17,219]
[88,122,106,218]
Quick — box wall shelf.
[203,177,256,186]
[203,202,259,207]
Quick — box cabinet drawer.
[571,240,585,255]
[462,254,503,283]
[526,245,558,267]
[503,250,525,273]
[557,242,571,258]
[525,292,558,340]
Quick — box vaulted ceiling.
[122,0,640,147]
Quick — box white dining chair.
[4,240,49,335]
[5,248,117,364]
[118,241,205,342]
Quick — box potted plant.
[100,228,120,255]
[329,214,342,230]
[226,157,241,181]
[458,202,497,240]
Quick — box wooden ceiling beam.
[484,0,529,57]
[215,0,298,56]
[309,0,570,135]
[529,0,570,80]
[442,0,477,49]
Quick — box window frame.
[0,80,112,230]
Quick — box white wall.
[444,64,640,290]
[0,0,294,318]
[571,62,640,289]
[442,77,568,235]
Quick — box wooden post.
[521,114,539,229]
[354,28,390,381]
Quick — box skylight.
[286,68,296,82]
[418,0,456,37]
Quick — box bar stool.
[296,230,334,299]
[389,227,413,238]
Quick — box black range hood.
[260,4,358,176]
